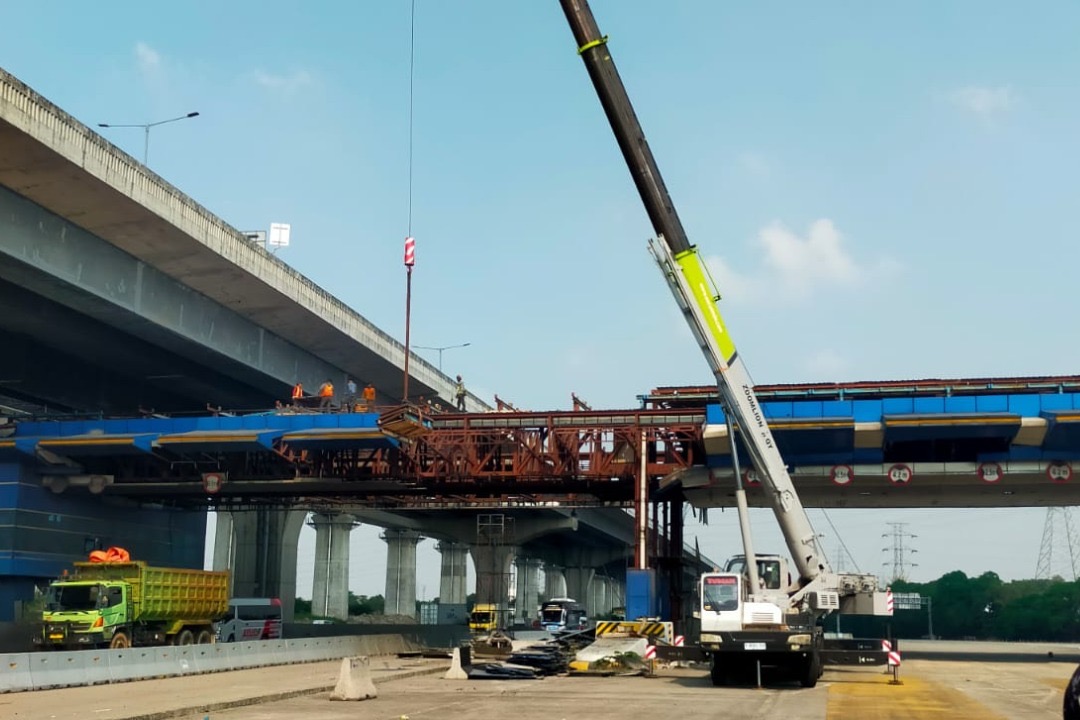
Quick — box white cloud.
[252,69,313,94]
[134,41,160,73]
[704,255,756,302]
[704,219,900,305]
[759,219,856,287]
[950,85,1014,119]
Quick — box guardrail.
[0,634,415,693]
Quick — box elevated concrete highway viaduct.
[0,67,495,619]
[0,68,484,415]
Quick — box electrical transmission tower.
[1035,507,1080,580]
[882,522,918,582]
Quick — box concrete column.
[470,544,516,625]
[608,575,626,611]
[590,575,609,618]
[564,566,595,614]
[310,513,356,620]
[436,541,468,605]
[383,529,422,618]
[514,557,541,624]
[211,510,234,571]
[544,564,566,600]
[229,509,306,621]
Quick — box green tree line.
[294,592,387,620]
[839,571,1080,642]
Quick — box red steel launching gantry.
[396,407,705,506]
[279,406,707,508]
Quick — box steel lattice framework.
[277,408,705,509]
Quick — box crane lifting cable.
[401,0,419,401]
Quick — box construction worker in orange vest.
[317,379,334,411]
[291,382,304,407]
[362,382,377,412]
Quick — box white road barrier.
[0,634,415,694]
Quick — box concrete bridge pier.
[470,543,516,622]
[436,540,469,605]
[514,556,541,624]
[383,528,422,618]
[310,513,356,620]
[211,510,234,572]
[589,574,609,618]
[220,509,306,620]
[564,567,595,615]
[606,575,626,612]
[543,564,566,600]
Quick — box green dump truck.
[34,561,230,650]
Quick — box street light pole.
[98,111,200,165]
[414,342,471,373]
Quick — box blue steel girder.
[17,384,1080,510]
[1042,410,1080,453]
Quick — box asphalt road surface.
[4,654,1075,720]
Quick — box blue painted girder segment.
[1041,410,1080,452]
[156,429,285,453]
[280,427,399,452]
[881,413,1021,443]
[0,436,48,460]
[34,433,159,456]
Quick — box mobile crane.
[559,0,888,687]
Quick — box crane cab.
[723,554,791,592]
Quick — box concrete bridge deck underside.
[0,68,484,412]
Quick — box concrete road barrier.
[329,656,378,701]
[0,634,419,693]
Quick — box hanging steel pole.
[636,429,648,569]
[403,237,416,401]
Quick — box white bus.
[539,598,587,633]
[215,597,283,643]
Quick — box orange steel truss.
[394,408,705,504]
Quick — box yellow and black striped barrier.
[594,621,673,644]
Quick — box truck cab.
[724,554,789,591]
[36,581,130,649]
[469,603,499,633]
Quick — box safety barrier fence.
[0,633,414,693]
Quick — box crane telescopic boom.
[559,0,830,584]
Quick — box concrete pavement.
[0,656,448,720]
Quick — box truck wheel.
[709,657,728,687]
[799,653,821,688]
[177,629,196,646]
[196,630,214,645]
[110,631,131,649]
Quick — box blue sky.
[4,1,1080,597]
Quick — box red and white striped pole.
[402,236,416,402]
[882,638,902,682]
